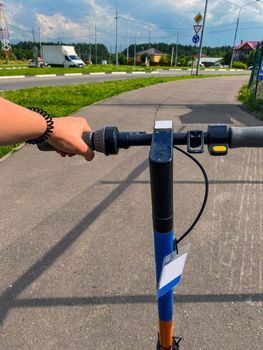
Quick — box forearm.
[0,97,94,161]
[0,97,47,145]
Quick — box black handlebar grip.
[230,126,263,148]
[37,131,94,151]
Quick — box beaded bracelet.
[26,107,54,145]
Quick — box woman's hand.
[47,116,95,161]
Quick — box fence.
[248,41,263,101]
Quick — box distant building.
[135,48,166,64]
[234,40,259,60]
[188,55,223,67]
[200,57,223,67]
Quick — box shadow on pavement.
[10,292,263,308]
[94,102,263,126]
[100,180,263,185]
[0,158,149,325]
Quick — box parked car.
[28,59,49,68]
[213,63,223,68]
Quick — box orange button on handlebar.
[212,145,227,152]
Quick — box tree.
[178,55,191,67]
[118,53,127,65]
[158,55,170,66]
[222,50,232,65]
[140,52,153,65]
[247,50,255,67]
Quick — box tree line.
[0,41,252,66]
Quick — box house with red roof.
[234,40,259,61]
[136,48,166,64]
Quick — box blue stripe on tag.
[157,275,182,299]
[154,230,174,321]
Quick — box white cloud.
[36,13,86,41]
[137,0,262,25]
[3,2,33,41]
[35,0,117,43]
[84,0,113,20]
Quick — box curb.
[0,143,25,163]
[0,66,28,70]
[0,68,245,80]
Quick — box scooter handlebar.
[229,126,263,148]
[37,125,263,154]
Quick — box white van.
[42,45,85,68]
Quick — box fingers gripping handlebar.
[37,125,263,155]
[37,127,153,155]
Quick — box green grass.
[0,60,28,68]
[0,145,16,158]
[0,74,223,158]
[0,63,226,76]
[238,84,263,120]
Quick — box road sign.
[193,24,202,34]
[192,34,200,44]
[194,12,203,24]
[257,63,263,80]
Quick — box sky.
[2,0,263,50]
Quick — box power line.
[8,23,32,34]
[119,15,153,28]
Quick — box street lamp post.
[58,32,64,45]
[148,24,153,44]
[134,32,141,66]
[38,26,42,59]
[175,23,181,67]
[115,0,119,67]
[94,19,98,65]
[134,37,137,66]
[229,0,260,69]
[175,32,179,66]
[126,15,130,62]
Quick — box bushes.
[158,55,171,66]
[232,61,247,69]
[238,84,263,120]
[118,53,127,65]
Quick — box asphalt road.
[1,75,262,350]
[0,69,250,91]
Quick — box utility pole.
[126,15,130,63]
[89,42,92,63]
[38,26,42,58]
[134,39,136,66]
[170,47,174,66]
[32,28,38,66]
[148,24,152,44]
[196,0,208,75]
[134,32,140,66]
[95,20,98,64]
[175,30,179,66]
[0,1,11,61]
[58,32,64,45]
[115,0,118,67]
